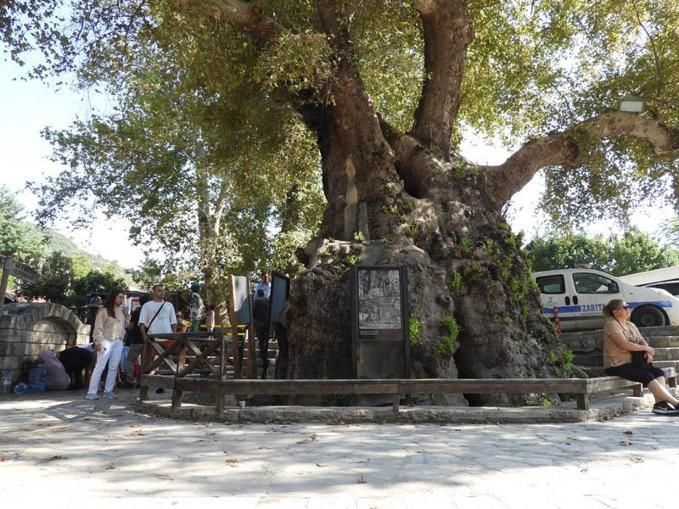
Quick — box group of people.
[85,284,180,400]
[84,273,276,400]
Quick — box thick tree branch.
[411,0,473,159]
[178,0,281,43]
[485,112,679,208]
[315,1,398,200]
[380,120,442,198]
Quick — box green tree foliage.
[21,251,74,303]
[1,1,676,230]
[525,230,679,276]
[70,270,128,304]
[12,6,324,297]
[128,257,196,293]
[21,252,129,304]
[660,218,679,247]
[0,186,45,264]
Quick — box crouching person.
[603,298,679,415]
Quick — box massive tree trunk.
[185,0,679,405]
[284,0,553,405]
[287,126,556,404]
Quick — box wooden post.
[172,335,187,411]
[217,330,226,417]
[247,278,256,379]
[139,338,150,402]
[576,393,590,411]
[0,257,14,317]
[392,394,400,414]
[228,276,241,379]
[632,384,643,397]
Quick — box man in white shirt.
[139,284,177,339]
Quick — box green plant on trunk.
[435,315,460,358]
[408,314,422,346]
[548,345,575,377]
[459,235,473,257]
[407,223,420,238]
[449,271,464,295]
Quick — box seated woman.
[603,298,679,415]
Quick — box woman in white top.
[86,290,130,400]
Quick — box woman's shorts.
[605,363,666,387]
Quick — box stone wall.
[560,325,679,370]
[0,303,90,385]
[560,329,604,367]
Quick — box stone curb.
[137,392,656,425]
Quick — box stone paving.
[2,389,679,508]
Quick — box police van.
[534,268,679,331]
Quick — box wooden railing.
[141,331,235,410]
[140,367,677,416]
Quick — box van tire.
[631,305,667,328]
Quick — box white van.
[534,268,679,331]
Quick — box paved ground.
[2,389,679,508]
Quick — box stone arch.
[0,303,91,383]
[3,303,90,343]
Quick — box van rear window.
[536,275,565,294]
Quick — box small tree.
[526,231,679,276]
[22,252,74,304]
[0,186,45,265]
[71,270,129,305]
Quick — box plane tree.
[3,0,679,402]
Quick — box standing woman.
[603,298,679,415]
[85,290,130,400]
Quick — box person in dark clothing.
[125,294,149,386]
[272,300,290,380]
[58,346,95,389]
[252,289,270,379]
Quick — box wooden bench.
[140,367,676,415]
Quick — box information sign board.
[351,266,409,379]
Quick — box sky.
[0,58,144,268]
[0,56,674,271]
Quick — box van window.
[536,275,565,294]
[573,272,619,294]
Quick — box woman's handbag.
[631,351,652,369]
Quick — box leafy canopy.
[1,0,678,231]
[21,6,324,279]
[0,186,46,264]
